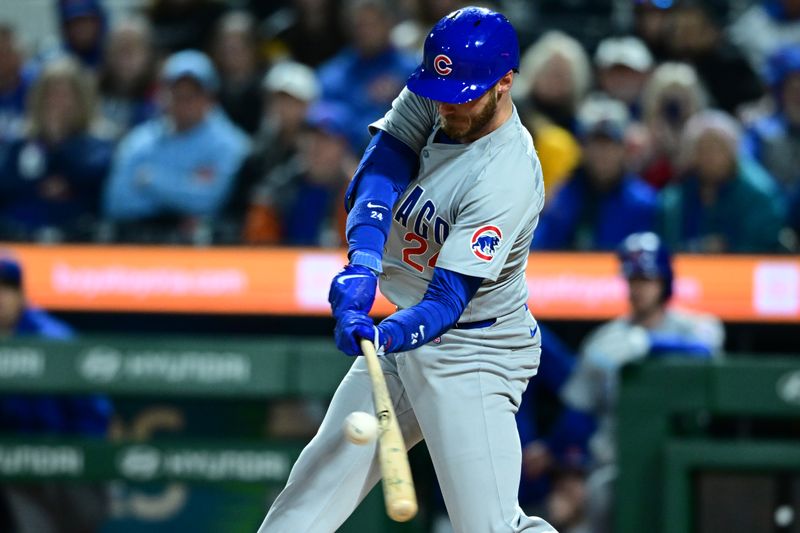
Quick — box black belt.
[454,317,496,330]
[455,304,529,330]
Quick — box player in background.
[523,232,724,533]
[258,7,557,533]
[0,254,112,533]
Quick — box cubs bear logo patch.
[470,225,502,261]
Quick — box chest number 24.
[402,233,439,273]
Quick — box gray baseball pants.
[257,306,557,533]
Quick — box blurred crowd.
[0,0,797,252]
[0,2,797,531]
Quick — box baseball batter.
[258,8,556,533]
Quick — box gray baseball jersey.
[562,309,724,465]
[374,88,545,321]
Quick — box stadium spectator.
[260,0,347,67]
[593,36,653,119]
[210,11,264,135]
[632,0,675,62]
[390,0,465,56]
[0,57,113,242]
[532,98,657,251]
[665,0,764,115]
[145,0,227,57]
[0,254,112,533]
[742,44,800,198]
[55,0,108,70]
[97,17,159,140]
[515,31,590,194]
[253,61,321,173]
[532,232,724,533]
[241,102,357,246]
[317,0,418,151]
[103,50,249,244]
[638,61,708,189]
[0,24,36,143]
[229,60,321,240]
[517,30,592,134]
[729,0,800,74]
[659,110,786,253]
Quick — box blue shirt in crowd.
[532,169,658,251]
[0,134,114,237]
[0,64,37,142]
[318,46,418,150]
[104,108,249,221]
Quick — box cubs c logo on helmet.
[470,226,502,261]
[434,54,453,76]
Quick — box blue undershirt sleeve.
[378,268,483,353]
[345,131,419,268]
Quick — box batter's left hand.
[334,310,384,356]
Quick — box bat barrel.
[359,338,419,523]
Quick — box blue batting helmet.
[406,7,520,104]
[617,232,674,301]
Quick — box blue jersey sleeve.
[345,131,419,267]
[378,268,482,353]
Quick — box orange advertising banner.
[3,245,799,322]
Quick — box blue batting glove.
[334,310,384,356]
[328,264,378,319]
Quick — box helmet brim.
[406,65,492,104]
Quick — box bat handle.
[388,499,418,523]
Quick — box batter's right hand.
[334,310,378,356]
[328,264,378,319]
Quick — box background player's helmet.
[406,7,520,104]
[617,232,674,302]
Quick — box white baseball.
[343,411,379,445]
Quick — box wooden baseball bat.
[359,338,418,522]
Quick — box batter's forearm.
[378,268,482,353]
